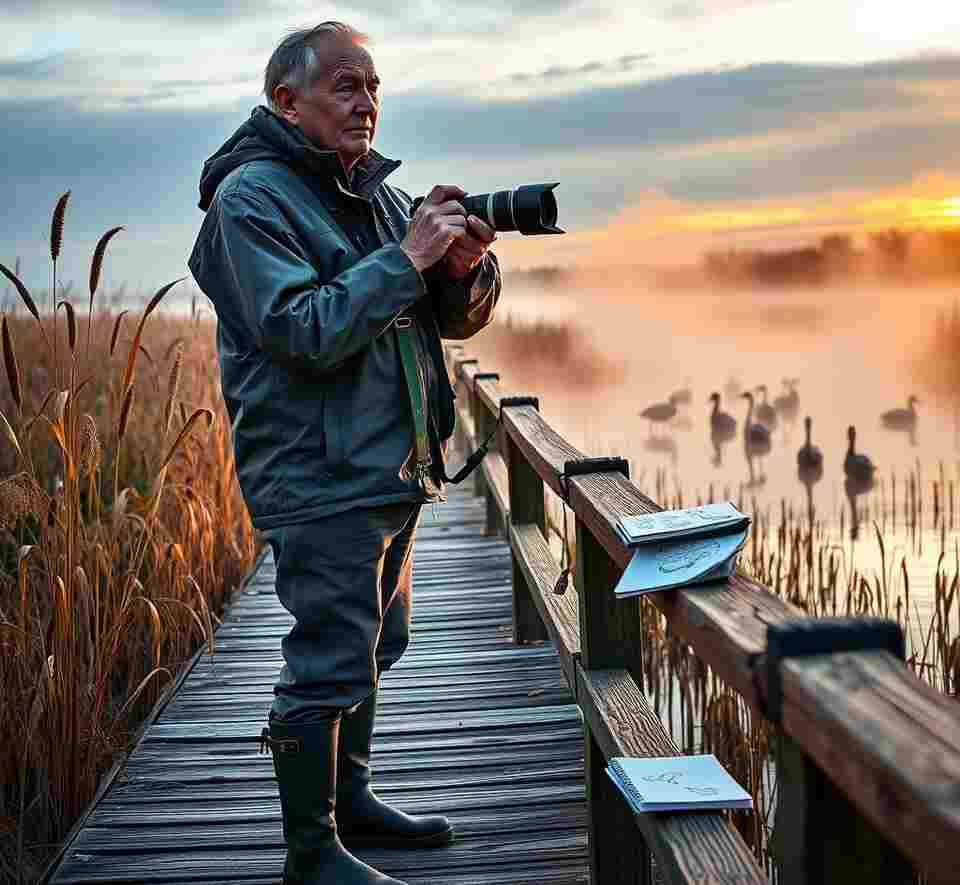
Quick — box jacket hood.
[197,105,400,211]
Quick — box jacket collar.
[249,106,401,201]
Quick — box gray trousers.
[263,503,422,722]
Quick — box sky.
[3,0,960,295]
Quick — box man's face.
[281,40,380,173]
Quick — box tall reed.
[0,194,255,882]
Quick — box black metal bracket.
[765,616,905,724]
[498,395,540,424]
[558,456,630,500]
[472,372,500,397]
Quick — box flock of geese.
[639,380,922,491]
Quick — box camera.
[411,183,564,235]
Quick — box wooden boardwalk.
[47,490,590,885]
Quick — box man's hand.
[444,215,497,280]
[400,185,469,273]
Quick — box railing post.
[767,618,914,884]
[576,511,650,885]
[471,373,502,535]
[772,734,913,884]
[504,408,549,645]
[452,356,478,463]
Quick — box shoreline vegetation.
[0,194,255,883]
[504,224,960,292]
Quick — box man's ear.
[272,84,298,124]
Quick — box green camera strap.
[394,316,496,486]
[395,317,432,477]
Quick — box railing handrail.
[445,346,960,885]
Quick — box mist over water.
[479,277,955,500]
[467,275,960,637]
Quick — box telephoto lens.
[410,183,564,235]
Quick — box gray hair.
[264,21,369,111]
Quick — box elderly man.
[188,21,500,885]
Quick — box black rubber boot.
[337,689,453,848]
[262,713,408,885]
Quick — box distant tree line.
[703,227,960,287]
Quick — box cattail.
[109,310,128,357]
[51,191,71,262]
[163,344,183,434]
[59,299,76,351]
[89,226,123,301]
[78,413,101,476]
[2,316,21,413]
[0,262,42,326]
[117,384,135,441]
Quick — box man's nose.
[355,87,376,112]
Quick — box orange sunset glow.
[494,174,960,271]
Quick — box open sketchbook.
[606,753,753,813]
[615,502,749,547]
[613,526,748,596]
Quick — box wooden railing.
[444,344,960,885]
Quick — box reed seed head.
[78,413,101,476]
[51,191,71,262]
[0,472,49,529]
[118,385,135,441]
[2,316,21,413]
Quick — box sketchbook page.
[607,753,753,812]
[613,527,748,596]
[616,502,748,546]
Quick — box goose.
[723,375,742,402]
[844,425,876,481]
[773,378,800,422]
[639,394,677,436]
[881,395,919,431]
[797,416,823,474]
[708,392,736,439]
[754,384,778,429]
[670,378,693,407]
[741,392,772,453]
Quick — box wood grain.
[781,649,960,883]
[509,521,581,687]
[577,666,766,885]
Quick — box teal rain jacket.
[188,106,501,529]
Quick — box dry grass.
[0,193,255,883]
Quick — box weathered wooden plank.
[92,783,586,821]
[54,830,589,882]
[508,521,580,687]
[146,703,584,740]
[781,649,960,884]
[143,860,589,885]
[481,450,510,532]
[576,666,767,884]
[126,738,581,775]
[161,687,573,720]
[78,803,589,851]
[506,415,550,645]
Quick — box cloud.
[656,0,774,20]
[4,54,960,286]
[508,53,654,84]
[0,0,274,19]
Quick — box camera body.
[410,183,564,236]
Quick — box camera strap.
[394,318,495,486]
